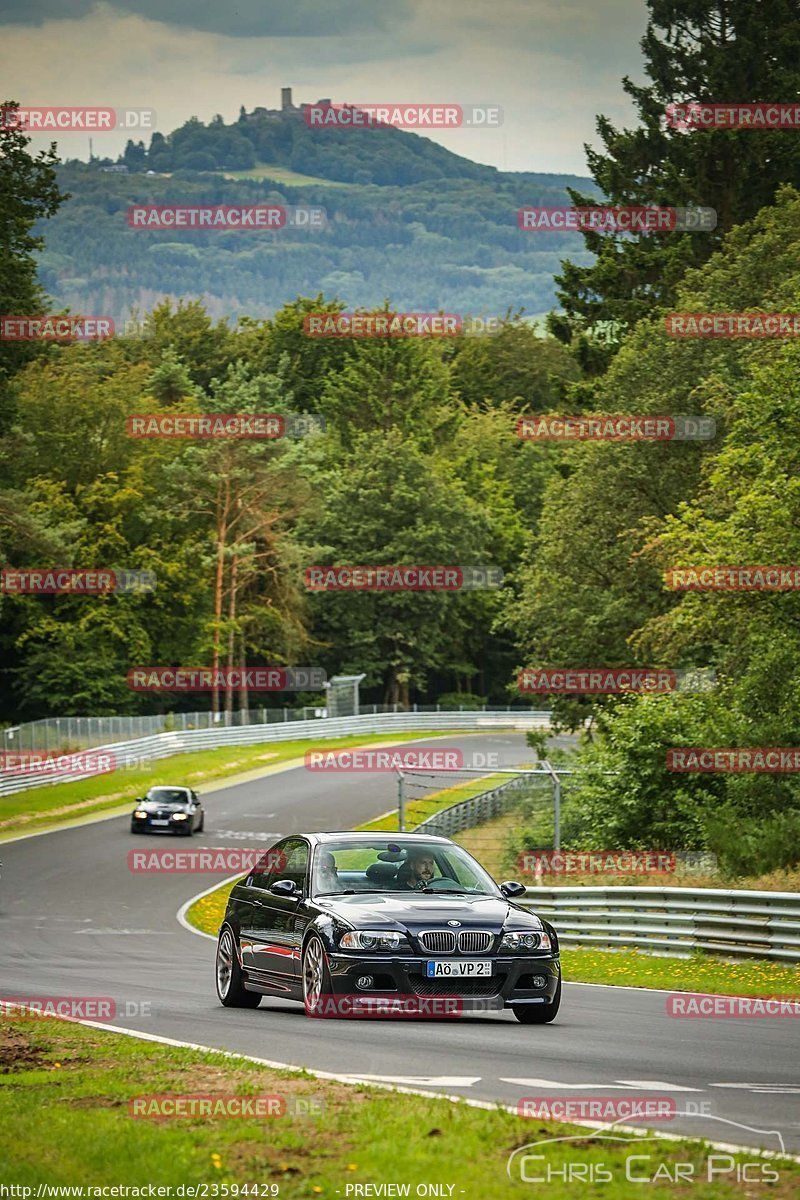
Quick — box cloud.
[0,0,413,36]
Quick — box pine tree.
[552,0,800,363]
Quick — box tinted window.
[249,842,289,890]
[280,840,309,892]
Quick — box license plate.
[426,960,492,977]
[150,819,169,826]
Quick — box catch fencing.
[0,709,551,798]
[414,774,543,836]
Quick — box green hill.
[40,104,597,325]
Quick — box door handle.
[252,899,265,907]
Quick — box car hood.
[315,892,543,932]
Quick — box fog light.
[532,975,546,989]
[356,975,374,990]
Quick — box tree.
[161,361,310,716]
[448,319,580,410]
[299,428,497,706]
[506,187,800,729]
[0,100,67,414]
[552,0,800,355]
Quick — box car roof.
[305,831,451,845]
[148,785,191,793]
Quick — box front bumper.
[326,952,560,1012]
[131,815,190,834]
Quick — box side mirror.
[270,879,299,898]
[500,880,527,898]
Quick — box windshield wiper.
[419,887,472,894]
[315,890,358,896]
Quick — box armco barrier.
[519,886,800,962]
[0,710,551,798]
[414,774,540,837]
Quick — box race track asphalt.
[1,733,797,1154]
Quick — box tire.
[198,813,204,832]
[302,934,334,1018]
[512,979,561,1024]
[130,824,141,834]
[180,822,193,837]
[215,925,261,1008]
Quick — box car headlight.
[500,930,551,952]
[133,809,148,819]
[171,812,189,820]
[339,930,407,952]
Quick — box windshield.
[147,788,189,805]
[311,838,500,897]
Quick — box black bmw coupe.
[130,785,205,835]
[214,831,561,1022]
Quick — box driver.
[402,852,436,890]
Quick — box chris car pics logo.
[507,1117,786,1185]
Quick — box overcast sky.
[0,0,649,173]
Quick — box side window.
[281,840,310,893]
[249,840,290,890]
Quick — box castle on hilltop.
[245,88,331,122]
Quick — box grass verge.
[2,1016,797,1197]
[0,733,448,841]
[562,947,800,996]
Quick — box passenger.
[315,851,344,893]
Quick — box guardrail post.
[398,772,406,832]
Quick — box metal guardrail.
[414,774,539,837]
[0,710,551,798]
[519,886,800,962]
[1,704,546,754]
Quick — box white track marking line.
[501,1078,639,1089]
[175,873,243,940]
[338,1074,480,1086]
[616,1079,702,1091]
